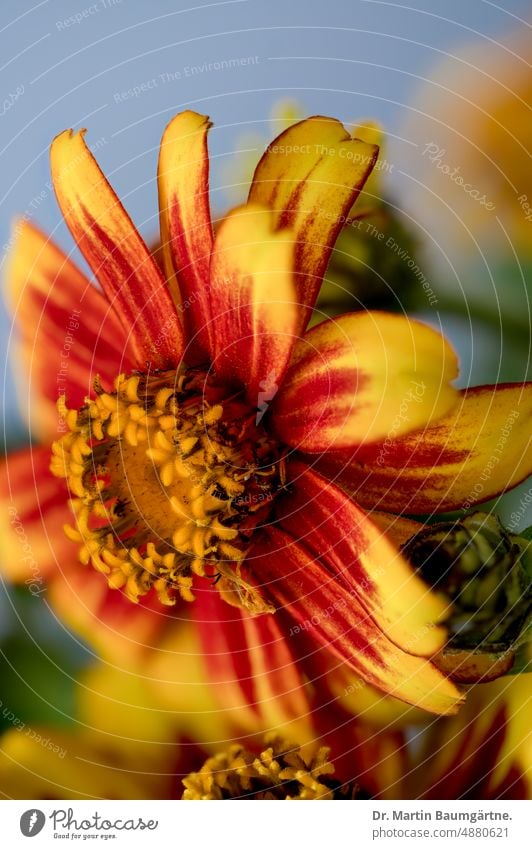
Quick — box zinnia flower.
[400,27,532,262]
[3,111,531,720]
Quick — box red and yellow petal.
[0,726,168,800]
[309,697,410,798]
[410,675,531,799]
[158,111,214,361]
[50,129,185,370]
[0,445,75,584]
[272,312,459,452]
[192,583,311,734]
[250,526,462,714]
[320,657,429,730]
[5,221,133,440]
[208,204,298,401]
[276,461,449,655]
[248,116,378,331]
[318,383,532,514]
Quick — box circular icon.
[20,810,46,837]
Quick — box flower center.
[51,367,283,612]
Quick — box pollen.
[50,367,283,612]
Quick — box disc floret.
[51,367,283,612]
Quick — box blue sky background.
[1,0,531,440]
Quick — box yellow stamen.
[181,736,346,800]
[50,367,281,611]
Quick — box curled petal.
[208,203,298,401]
[274,461,449,655]
[158,111,214,361]
[249,116,378,331]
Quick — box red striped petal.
[5,221,133,439]
[158,111,214,362]
[275,460,448,654]
[272,312,459,451]
[192,583,310,733]
[315,383,532,514]
[50,129,184,370]
[208,204,298,401]
[411,675,531,799]
[250,527,462,713]
[0,445,75,584]
[249,116,378,332]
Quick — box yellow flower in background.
[0,728,165,800]
[407,673,532,799]
[400,28,532,262]
[0,662,182,800]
